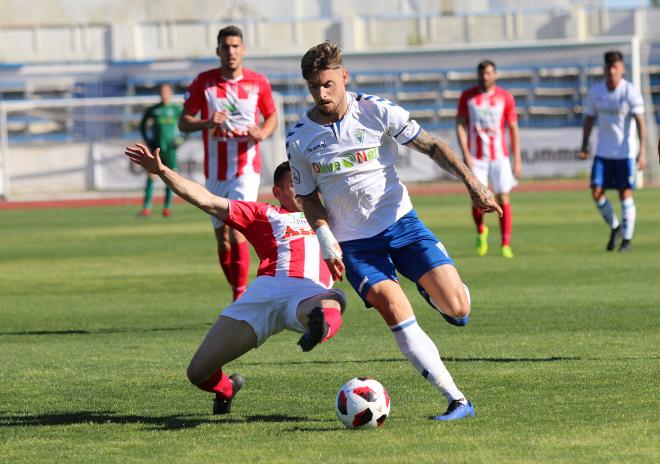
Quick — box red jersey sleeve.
[503,90,518,124]
[183,75,204,116]
[225,200,268,234]
[457,91,469,119]
[257,76,276,120]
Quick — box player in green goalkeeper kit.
[138,83,183,217]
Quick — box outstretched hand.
[125,144,164,175]
[325,256,345,282]
[470,184,503,217]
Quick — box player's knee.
[186,359,209,386]
[444,287,471,319]
[591,190,603,202]
[446,299,470,319]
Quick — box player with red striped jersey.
[179,25,278,300]
[125,143,345,415]
[456,60,522,258]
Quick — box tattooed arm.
[405,129,502,215]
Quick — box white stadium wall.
[1,1,660,62]
[0,2,659,198]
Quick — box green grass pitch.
[1,189,658,463]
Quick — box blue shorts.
[590,156,636,190]
[339,210,454,305]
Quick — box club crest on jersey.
[353,128,365,144]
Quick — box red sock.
[230,242,250,301]
[196,369,233,399]
[499,203,512,246]
[321,307,343,343]
[472,206,485,234]
[218,248,232,286]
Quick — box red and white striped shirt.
[184,68,276,180]
[226,200,333,288]
[457,85,517,161]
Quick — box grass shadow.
[0,411,322,431]
[0,325,211,337]
[243,356,581,366]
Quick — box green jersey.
[139,102,183,151]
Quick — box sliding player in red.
[125,144,344,415]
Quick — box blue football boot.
[432,400,475,421]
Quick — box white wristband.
[316,225,342,260]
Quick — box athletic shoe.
[476,226,489,256]
[298,307,328,352]
[162,208,171,218]
[432,400,475,421]
[619,239,632,253]
[212,373,244,415]
[607,226,621,251]
[501,245,514,258]
[137,208,151,218]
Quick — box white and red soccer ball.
[335,377,390,429]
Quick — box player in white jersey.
[287,42,501,421]
[125,144,345,415]
[579,51,646,252]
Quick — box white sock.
[595,197,620,229]
[621,197,636,240]
[390,316,465,403]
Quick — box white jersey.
[287,92,421,242]
[585,79,644,160]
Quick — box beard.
[317,102,335,116]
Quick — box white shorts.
[472,157,517,194]
[206,173,261,228]
[220,275,345,347]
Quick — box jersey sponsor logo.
[282,225,316,240]
[223,101,239,115]
[313,160,342,173]
[306,140,327,153]
[474,106,500,134]
[312,147,380,173]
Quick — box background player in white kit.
[456,60,522,258]
[287,42,501,421]
[579,50,646,252]
[125,144,345,415]
[179,26,278,300]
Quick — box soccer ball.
[335,377,390,429]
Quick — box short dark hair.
[273,161,291,185]
[217,25,243,44]
[604,50,624,66]
[477,60,496,73]
[301,41,343,80]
